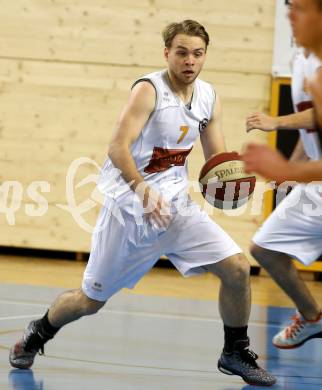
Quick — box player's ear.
[164,47,169,62]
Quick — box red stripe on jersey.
[144,146,193,174]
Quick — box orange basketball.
[199,151,256,209]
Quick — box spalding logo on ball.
[199,151,256,209]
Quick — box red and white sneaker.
[273,311,322,349]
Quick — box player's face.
[288,0,322,53]
[164,34,207,85]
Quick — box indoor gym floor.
[0,255,322,390]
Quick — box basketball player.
[289,0,322,130]
[245,46,322,350]
[243,0,322,181]
[9,21,276,386]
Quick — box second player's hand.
[246,112,278,132]
[241,143,289,182]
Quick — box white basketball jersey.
[291,49,322,160]
[98,70,215,214]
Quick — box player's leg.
[9,204,161,369]
[165,204,276,386]
[203,255,275,386]
[47,288,105,328]
[251,245,320,320]
[205,254,250,328]
[251,184,322,348]
[9,202,119,369]
[9,290,106,369]
[251,244,322,348]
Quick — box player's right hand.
[137,185,172,229]
[242,143,288,182]
[246,112,278,132]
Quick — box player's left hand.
[246,112,278,132]
[241,143,289,183]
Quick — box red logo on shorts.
[144,146,193,174]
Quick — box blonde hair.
[162,20,210,49]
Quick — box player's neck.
[166,70,194,105]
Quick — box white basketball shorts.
[253,183,322,265]
[82,200,242,301]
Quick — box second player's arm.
[200,95,226,160]
[308,67,322,130]
[242,143,322,182]
[289,138,309,162]
[246,108,315,132]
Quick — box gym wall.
[0,1,275,257]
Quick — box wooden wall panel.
[0,1,275,256]
[0,205,100,251]
[0,1,274,73]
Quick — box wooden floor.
[1,254,322,389]
[1,255,322,308]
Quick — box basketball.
[199,151,256,209]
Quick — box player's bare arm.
[108,81,155,190]
[200,95,226,161]
[246,108,315,132]
[287,160,322,181]
[289,138,309,162]
[308,67,322,130]
[242,143,322,182]
[108,81,171,228]
[242,144,293,182]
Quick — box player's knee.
[77,290,106,316]
[231,255,251,286]
[220,254,250,288]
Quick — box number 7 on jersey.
[177,126,189,144]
